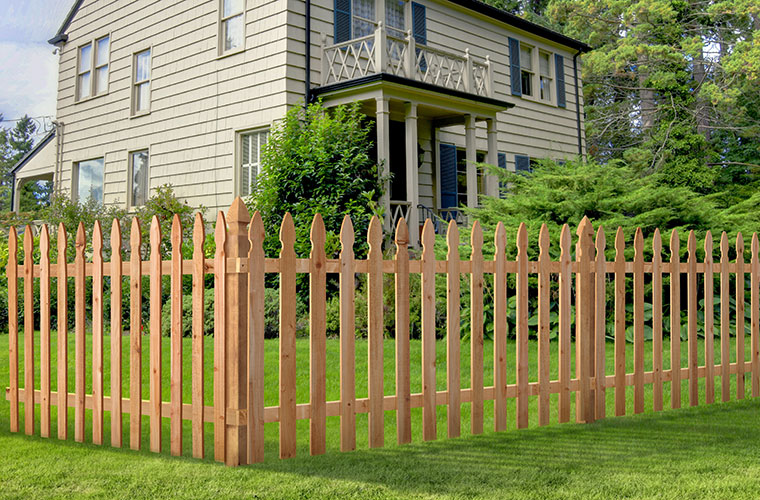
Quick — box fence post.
[576,217,595,423]
[225,197,251,466]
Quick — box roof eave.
[47,0,84,46]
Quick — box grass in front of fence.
[1,334,758,498]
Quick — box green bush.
[160,288,215,337]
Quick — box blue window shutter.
[555,54,566,108]
[440,143,457,209]
[515,154,531,173]
[509,37,521,97]
[497,152,507,198]
[412,3,426,45]
[334,0,351,43]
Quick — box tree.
[0,115,40,212]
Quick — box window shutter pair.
[508,37,567,106]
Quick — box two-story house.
[12,0,589,243]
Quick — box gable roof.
[10,129,57,176]
[47,0,591,52]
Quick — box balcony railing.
[321,22,494,98]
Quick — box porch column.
[405,102,420,245]
[465,114,478,210]
[376,97,392,232]
[486,118,499,198]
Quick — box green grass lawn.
[1,333,759,499]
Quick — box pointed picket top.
[494,221,506,257]
[446,219,459,259]
[111,219,122,253]
[596,225,606,253]
[57,223,66,260]
[653,228,662,256]
[421,218,435,251]
[470,220,483,255]
[634,227,644,260]
[737,232,744,257]
[394,217,409,248]
[576,216,593,239]
[149,216,161,253]
[23,225,33,257]
[310,213,326,253]
[339,214,354,250]
[227,196,251,225]
[720,231,728,258]
[279,212,295,251]
[92,220,103,257]
[704,230,713,260]
[171,214,182,249]
[130,217,141,249]
[193,213,205,251]
[615,227,624,258]
[516,222,528,255]
[368,215,383,255]
[40,224,50,257]
[687,230,696,259]
[537,223,549,258]
[559,224,570,260]
[8,225,17,255]
[215,211,227,252]
[75,222,86,254]
[670,228,680,256]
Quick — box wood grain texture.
[687,231,698,406]
[704,232,715,405]
[670,229,682,409]
[516,223,529,429]
[213,211,227,462]
[576,218,595,423]
[74,222,85,442]
[248,212,265,463]
[191,214,205,458]
[339,216,356,452]
[129,218,142,450]
[367,217,385,447]
[446,221,461,438]
[56,224,68,439]
[149,217,162,453]
[752,233,760,398]
[23,227,34,436]
[395,218,412,444]
[720,232,730,402]
[279,213,297,459]
[633,228,644,413]
[421,220,437,440]
[736,233,745,399]
[92,221,104,445]
[614,227,626,416]
[40,225,51,438]
[7,227,18,433]
[652,230,663,411]
[558,224,571,424]
[537,224,550,426]
[110,220,123,448]
[170,215,183,456]
[310,214,327,455]
[594,226,606,420]
[469,221,484,435]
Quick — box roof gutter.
[573,50,583,157]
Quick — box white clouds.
[0,41,59,120]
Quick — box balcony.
[320,22,494,99]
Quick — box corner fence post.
[576,217,596,423]
[225,197,251,466]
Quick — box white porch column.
[405,102,420,245]
[376,97,392,232]
[465,114,478,210]
[486,118,499,198]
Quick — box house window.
[221,0,245,53]
[386,0,405,38]
[520,44,533,97]
[129,150,149,207]
[239,130,268,196]
[74,158,104,203]
[132,49,151,114]
[456,149,486,207]
[77,36,110,100]
[539,50,552,102]
[353,0,375,38]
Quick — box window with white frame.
[220,0,245,53]
[129,150,149,207]
[74,158,104,203]
[520,44,534,97]
[239,130,268,196]
[385,0,405,38]
[539,50,552,102]
[353,0,375,38]
[77,36,110,101]
[132,49,151,114]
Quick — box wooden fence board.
[40,225,51,438]
[720,232,730,402]
[92,222,104,445]
[752,233,760,398]
[279,213,297,459]
[110,220,123,448]
[170,216,183,456]
[670,229,682,409]
[309,214,327,455]
[339,216,356,452]
[248,212,265,463]
[594,227,606,420]
[129,218,142,450]
[687,231,698,406]
[470,222,484,435]
[652,230,663,411]
[191,215,205,458]
[24,227,34,436]
[421,220,437,440]
[516,224,529,429]
[395,219,412,444]
[368,217,385,447]
[446,221,461,438]
[149,217,162,453]
[634,228,644,413]
[493,222,507,431]
[213,211,227,462]
[558,225,571,424]
[736,233,745,399]
[614,228,626,416]
[704,232,715,405]
[57,224,68,439]
[8,227,18,433]
[537,224,550,426]
[576,218,595,423]
[74,222,85,442]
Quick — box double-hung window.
[132,49,151,114]
[539,51,552,102]
[520,44,534,97]
[77,35,110,101]
[385,0,405,39]
[353,0,375,38]
[129,150,149,207]
[74,158,104,203]
[220,0,245,54]
[239,130,268,196]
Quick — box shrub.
[160,288,215,337]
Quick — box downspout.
[10,172,16,212]
[573,50,583,157]
[305,0,311,104]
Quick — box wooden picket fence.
[5,197,760,466]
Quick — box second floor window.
[539,51,552,102]
[240,130,268,196]
[386,0,405,38]
[132,49,151,114]
[520,44,533,97]
[77,36,109,101]
[74,158,104,203]
[221,0,245,53]
[353,0,375,38]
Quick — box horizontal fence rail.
[5,198,760,466]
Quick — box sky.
[0,0,74,136]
